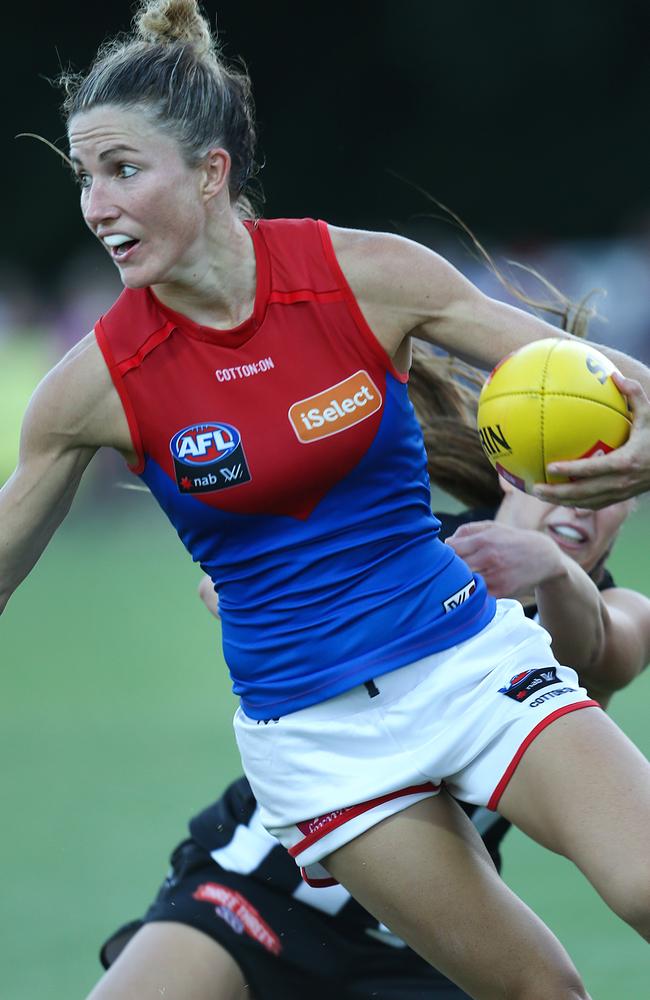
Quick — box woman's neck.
[152,211,257,329]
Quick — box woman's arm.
[329,227,650,506]
[0,335,134,613]
[531,372,650,507]
[582,588,650,707]
[328,227,650,384]
[446,520,650,702]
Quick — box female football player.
[4,3,650,995]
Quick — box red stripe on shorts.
[487,700,601,810]
[300,869,339,888]
[288,781,440,858]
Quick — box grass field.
[1,481,649,998]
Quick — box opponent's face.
[499,481,633,574]
[69,106,217,289]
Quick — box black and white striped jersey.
[188,776,511,928]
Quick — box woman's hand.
[445,520,563,599]
[198,574,220,618]
[533,374,650,509]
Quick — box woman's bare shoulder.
[24,332,135,457]
[325,223,465,315]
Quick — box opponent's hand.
[446,520,561,599]
[198,574,220,618]
[533,374,650,508]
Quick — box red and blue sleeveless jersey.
[95,218,495,719]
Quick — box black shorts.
[101,837,471,1000]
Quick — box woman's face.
[68,105,214,289]
[498,481,633,574]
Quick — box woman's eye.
[118,164,138,178]
[75,172,91,189]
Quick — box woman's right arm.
[0,334,134,614]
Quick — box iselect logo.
[288,371,382,443]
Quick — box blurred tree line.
[3,0,650,290]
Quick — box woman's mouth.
[548,523,588,547]
[102,233,140,261]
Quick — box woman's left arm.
[329,226,650,387]
[330,227,650,506]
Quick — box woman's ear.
[201,147,231,201]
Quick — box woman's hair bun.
[135,0,215,59]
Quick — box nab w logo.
[499,666,562,703]
[220,465,244,483]
[443,580,476,613]
[170,422,252,495]
[478,424,511,457]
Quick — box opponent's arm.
[446,520,650,703]
[330,227,650,506]
[582,588,650,707]
[529,549,650,702]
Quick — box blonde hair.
[59,0,258,216]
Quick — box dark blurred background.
[5,1,650,272]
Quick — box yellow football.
[477,338,631,493]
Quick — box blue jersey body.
[96,218,496,718]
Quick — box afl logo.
[170,422,251,494]
[171,423,240,465]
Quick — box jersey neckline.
[145,219,271,347]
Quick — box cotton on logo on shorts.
[193,883,282,954]
[529,686,575,707]
[288,371,382,443]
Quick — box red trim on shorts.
[288,781,440,858]
[300,869,339,888]
[487,700,601,811]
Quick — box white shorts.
[233,599,599,887]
